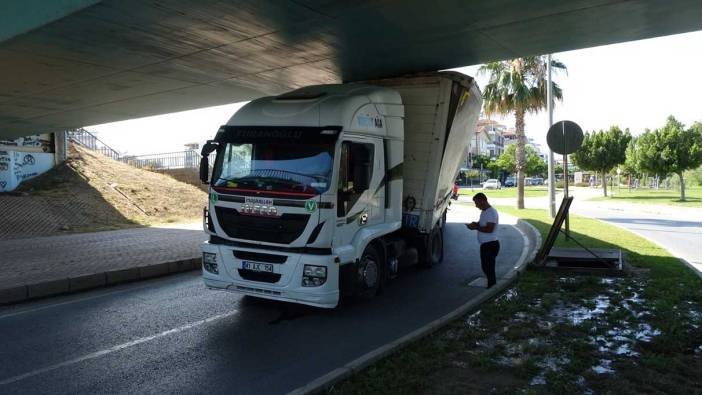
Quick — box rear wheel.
[421,225,444,268]
[356,245,383,300]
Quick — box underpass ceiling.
[1,0,702,139]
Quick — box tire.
[356,245,383,300]
[421,225,444,268]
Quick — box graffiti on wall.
[0,150,55,192]
[0,134,53,153]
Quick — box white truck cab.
[200,72,481,308]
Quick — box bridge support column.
[54,131,68,164]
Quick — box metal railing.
[67,128,122,161]
[67,128,216,171]
[119,150,215,170]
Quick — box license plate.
[242,261,274,273]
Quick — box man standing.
[466,193,500,288]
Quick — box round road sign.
[547,120,584,155]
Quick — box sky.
[87,30,702,156]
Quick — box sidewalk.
[0,224,206,304]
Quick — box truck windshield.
[212,142,333,196]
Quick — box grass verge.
[458,186,548,199]
[588,186,702,207]
[329,207,702,394]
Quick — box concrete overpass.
[2,0,702,139]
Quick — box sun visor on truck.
[214,126,342,144]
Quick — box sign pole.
[547,120,582,242]
[547,54,556,218]
[562,122,570,239]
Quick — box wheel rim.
[361,254,379,288]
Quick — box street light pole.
[547,54,556,217]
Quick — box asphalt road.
[0,211,524,395]
[471,186,702,276]
[571,201,702,275]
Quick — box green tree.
[495,144,547,178]
[471,154,491,170]
[635,117,702,201]
[479,56,566,208]
[487,157,502,178]
[622,135,643,178]
[687,165,702,187]
[527,152,548,177]
[571,126,631,197]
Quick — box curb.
[287,214,540,395]
[0,257,202,305]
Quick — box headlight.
[203,252,219,274]
[302,265,327,287]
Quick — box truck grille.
[233,250,287,263]
[215,207,310,244]
[237,269,282,283]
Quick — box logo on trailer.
[357,115,383,129]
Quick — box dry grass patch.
[10,144,206,234]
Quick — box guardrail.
[119,150,216,170]
[67,128,121,161]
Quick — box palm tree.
[478,56,566,209]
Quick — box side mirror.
[200,141,218,184]
[199,156,210,184]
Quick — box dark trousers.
[480,240,500,287]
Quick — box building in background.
[468,119,507,166]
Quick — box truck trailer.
[199,71,482,308]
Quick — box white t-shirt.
[477,206,499,244]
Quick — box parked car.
[531,177,544,185]
[482,179,501,190]
[504,177,515,187]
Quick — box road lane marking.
[0,272,200,320]
[0,310,238,386]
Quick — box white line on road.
[0,310,238,386]
[0,272,200,321]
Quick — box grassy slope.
[588,186,702,207]
[13,144,207,232]
[330,206,702,394]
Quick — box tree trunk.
[602,170,607,197]
[679,172,686,201]
[515,108,526,209]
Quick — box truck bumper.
[200,242,340,309]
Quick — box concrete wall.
[0,133,59,192]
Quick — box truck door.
[334,137,384,248]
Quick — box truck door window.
[338,141,374,217]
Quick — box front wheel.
[356,245,383,300]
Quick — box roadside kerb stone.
[0,285,28,305]
[288,214,540,395]
[139,262,170,279]
[69,273,107,292]
[106,267,141,285]
[0,257,202,305]
[27,279,70,299]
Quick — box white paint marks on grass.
[592,359,615,374]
